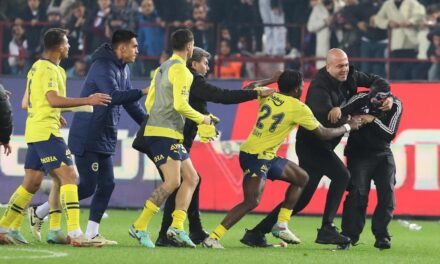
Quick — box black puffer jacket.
[0,84,12,144]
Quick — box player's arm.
[46,91,111,108]
[21,87,29,109]
[94,62,147,105]
[296,103,361,140]
[242,71,281,90]
[169,64,210,124]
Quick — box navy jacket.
[68,44,147,155]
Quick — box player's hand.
[347,116,362,131]
[358,114,375,124]
[255,86,275,97]
[60,115,67,128]
[87,93,112,106]
[1,142,11,156]
[142,87,149,95]
[328,107,342,124]
[379,97,393,111]
[202,115,212,125]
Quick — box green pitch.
[1,209,439,264]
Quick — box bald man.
[240,49,393,247]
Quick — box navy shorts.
[239,151,288,181]
[145,136,189,167]
[25,135,73,174]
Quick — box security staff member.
[340,91,403,250]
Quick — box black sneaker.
[155,235,179,247]
[240,229,271,248]
[189,230,209,245]
[336,238,358,250]
[315,225,351,245]
[374,237,391,250]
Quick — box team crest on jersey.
[91,162,99,172]
[260,164,269,173]
[48,78,55,87]
[65,149,72,159]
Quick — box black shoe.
[189,230,209,245]
[240,229,271,248]
[336,238,358,250]
[315,225,351,245]
[155,235,179,247]
[374,237,391,250]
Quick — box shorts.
[145,136,189,167]
[239,151,288,181]
[24,135,73,174]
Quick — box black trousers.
[253,140,350,234]
[341,152,396,241]
[158,173,204,237]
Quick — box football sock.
[0,185,33,229]
[60,184,80,232]
[10,211,25,230]
[133,200,159,230]
[36,202,50,219]
[210,224,227,240]
[86,220,100,239]
[277,208,293,225]
[49,209,62,231]
[171,210,187,231]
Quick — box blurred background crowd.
[0,0,439,80]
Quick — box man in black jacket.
[339,91,402,250]
[132,47,276,247]
[0,84,12,156]
[241,48,394,247]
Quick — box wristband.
[343,123,351,132]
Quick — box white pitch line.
[0,248,68,259]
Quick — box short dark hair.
[43,28,67,51]
[278,69,303,93]
[111,29,137,48]
[187,47,211,68]
[170,29,194,51]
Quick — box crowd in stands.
[0,0,440,80]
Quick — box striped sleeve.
[371,99,403,141]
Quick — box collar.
[170,53,186,64]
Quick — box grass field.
[0,209,439,264]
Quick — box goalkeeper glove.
[197,124,217,143]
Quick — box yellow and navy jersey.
[25,59,66,143]
[241,92,320,160]
[144,54,204,140]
